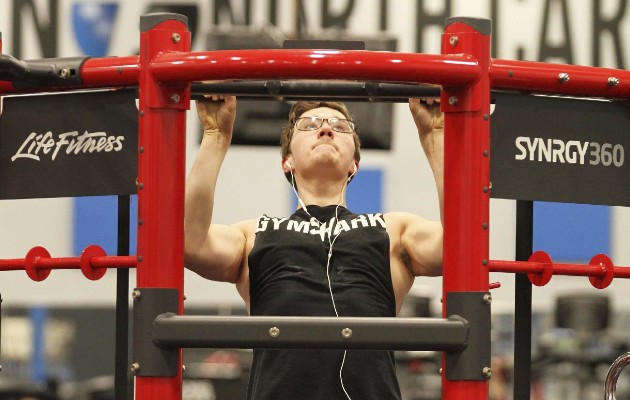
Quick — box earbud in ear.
[348,165,358,182]
[284,161,292,170]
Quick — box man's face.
[287,107,356,178]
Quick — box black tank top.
[247,205,402,400]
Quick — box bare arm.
[400,98,444,277]
[398,213,443,276]
[409,97,444,222]
[184,96,245,283]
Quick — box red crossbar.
[0,245,136,281]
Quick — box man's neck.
[295,174,348,208]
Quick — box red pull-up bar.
[2,50,630,99]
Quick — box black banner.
[0,90,137,199]
[491,92,630,207]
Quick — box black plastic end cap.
[140,13,188,32]
[445,17,492,35]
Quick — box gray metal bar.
[153,314,468,351]
[605,352,630,400]
[190,80,441,102]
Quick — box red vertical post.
[441,18,492,400]
[135,13,190,400]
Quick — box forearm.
[421,134,444,224]
[184,132,230,250]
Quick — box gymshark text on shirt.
[256,213,386,242]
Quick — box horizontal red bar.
[91,256,137,268]
[0,56,140,95]
[81,55,140,87]
[150,49,481,86]
[1,51,628,100]
[0,259,27,271]
[489,259,630,278]
[0,256,137,270]
[491,59,630,99]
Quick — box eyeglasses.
[295,117,356,133]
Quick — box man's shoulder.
[232,219,258,236]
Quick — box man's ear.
[282,157,293,173]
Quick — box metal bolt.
[483,114,489,120]
[482,223,488,230]
[269,327,280,338]
[138,219,143,226]
[183,294,187,301]
[137,255,143,262]
[482,367,492,379]
[508,70,514,77]
[170,93,181,103]
[132,289,141,300]
[131,363,140,374]
[172,33,181,43]
[448,96,459,106]
[482,259,488,266]
[558,72,570,82]
[439,367,443,374]
[182,364,186,372]
[139,111,145,117]
[482,186,489,193]
[608,77,619,86]
[483,150,489,157]
[341,328,353,339]
[139,146,144,153]
[449,36,458,46]
[138,182,144,190]
[59,68,71,79]
[483,293,492,304]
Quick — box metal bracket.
[132,287,179,377]
[9,56,89,88]
[445,291,491,380]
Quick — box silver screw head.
[132,289,141,300]
[482,367,492,378]
[608,77,620,86]
[558,72,570,82]
[483,293,492,304]
[131,363,140,374]
[170,93,181,103]
[59,68,71,79]
[269,327,280,338]
[341,328,353,339]
[448,96,458,106]
[449,36,458,46]
[172,33,181,43]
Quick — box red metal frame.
[133,17,190,400]
[2,13,630,400]
[440,20,492,400]
[2,53,630,99]
[0,245,136,277]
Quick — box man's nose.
[317,121,334,138]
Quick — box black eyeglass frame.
[294,116,356,133]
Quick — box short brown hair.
[280,101,361,183]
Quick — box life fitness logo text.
[11,130,125,162]
[514,136,625,167]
